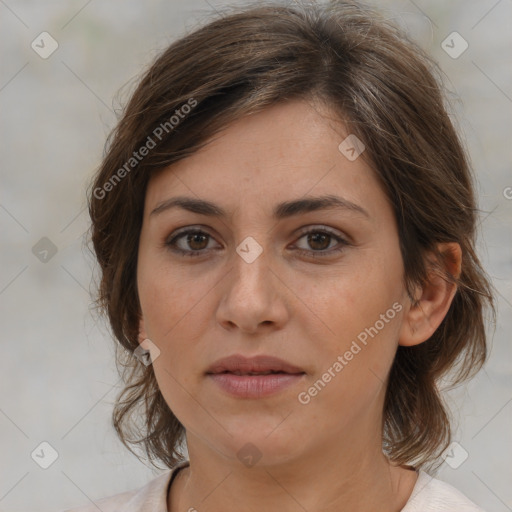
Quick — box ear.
[398,242,462,347]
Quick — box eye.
[293,227,350,258]
[164,226,351,259]
[165,228,219,257]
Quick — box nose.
[215,245,290,335]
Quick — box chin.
[209,418,306,467]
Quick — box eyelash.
[164,227,351,259]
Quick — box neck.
[168,429,417,512]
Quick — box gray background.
[0,0,510,511]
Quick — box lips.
[206,354,305,376]
[206,355,306,398]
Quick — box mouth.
[216,370,296,376]
[206,354,306,398]
[206,353,305,375]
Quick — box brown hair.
[87,0,495,471]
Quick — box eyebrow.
[150,194,370,220]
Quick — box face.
[136,99,410,465]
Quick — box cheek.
[142,270,206,421]
[137,271,207,411]
[309,255,402,341]
[138,256,205,340]
[303,249,404,390]
[299,296,402,432]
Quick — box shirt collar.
[119,459,190,512]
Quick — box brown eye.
[294,227,350,258]
[186,232,209,251]
[305,232,332,251]
[165,229,219,257]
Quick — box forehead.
[144,99,390,222]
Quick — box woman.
[67,1,495,510]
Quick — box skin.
[136,99,461,512]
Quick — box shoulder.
[60,461,189,512]
[401,470,486,512]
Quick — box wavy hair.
[87,0,495,471]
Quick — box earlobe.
[399,242,462,347]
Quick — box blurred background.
[1,0,510,510]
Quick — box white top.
[62,460,486,512]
